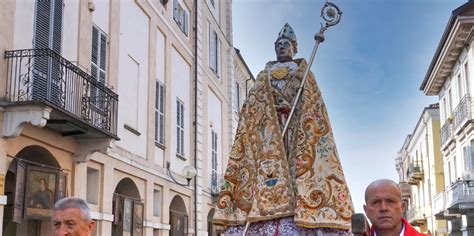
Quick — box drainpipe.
[193,0,198,235]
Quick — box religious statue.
[213,23,354,235]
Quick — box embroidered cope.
[213,59,354,230]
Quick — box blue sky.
[233,0,466,214]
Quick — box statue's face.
[275,38,295,62]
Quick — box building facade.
[0,0,252,235]
[420,1,474,235]
[396,104,447,235]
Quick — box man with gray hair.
[52,197,95,236]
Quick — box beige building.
[420,1,474,235]
[0,0,252,235]
[396,104,446,235]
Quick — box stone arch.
[169,195,188,236]
[111,177,143,236]
[3,145,62,236]
[16,145,60,168]
[113,177,141,199]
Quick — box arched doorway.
[111,178,143,236]
[169,195,188,236]
[3,145,66,236]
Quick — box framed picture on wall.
[25,167,57,219]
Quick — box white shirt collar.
[373,223,405,236]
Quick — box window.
[235,82,241,112]
[91,25,108,108]
[87,167,99,204]
[211,129,218,192]
[465,62,470,95]
[454,155,458,181]
[447,161,452,184]
[458,74,463,101]
[470,140,474,170]
[209,25,220,75]
[173,0,188,35]
[448,89,453,116]
[155,81,165,145]
[153,189,161,217]
[176,99,185,156]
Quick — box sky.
[232,0,466,214]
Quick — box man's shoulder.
[402,218,428,236]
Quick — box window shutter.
[132,202,144,236]
[216,36,220,74]
[91,26,99,70]
[51,0,63,54]
[49,0,64,105]
[159,84,165,144]
[176,100,181,153]
[173,0,179,22]
[155,82,165,144]
[12,160,26,223]
[180,104,184,154]
[33,0,52,100]
[113,194,123,225]
[183,11,188,35]
[209,27,217,72]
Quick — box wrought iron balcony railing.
[453,95,472,132]
[440,120,452,147]
[4,49,118,136]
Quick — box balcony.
[453,95,472,134]
[445,180,474,214]
[4,49,118,139]
[407,161,423,185]
[433,191,446,216]
[399,182,412,199]
[440,120,453,148]
[406,207,426,227]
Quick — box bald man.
[363,179,427,236]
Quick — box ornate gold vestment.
[213,59,354,230]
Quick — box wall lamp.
[166,161,197,186]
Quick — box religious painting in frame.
[25,167,57,219]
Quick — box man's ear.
[363,204,368,214]
[89,220,96,231]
